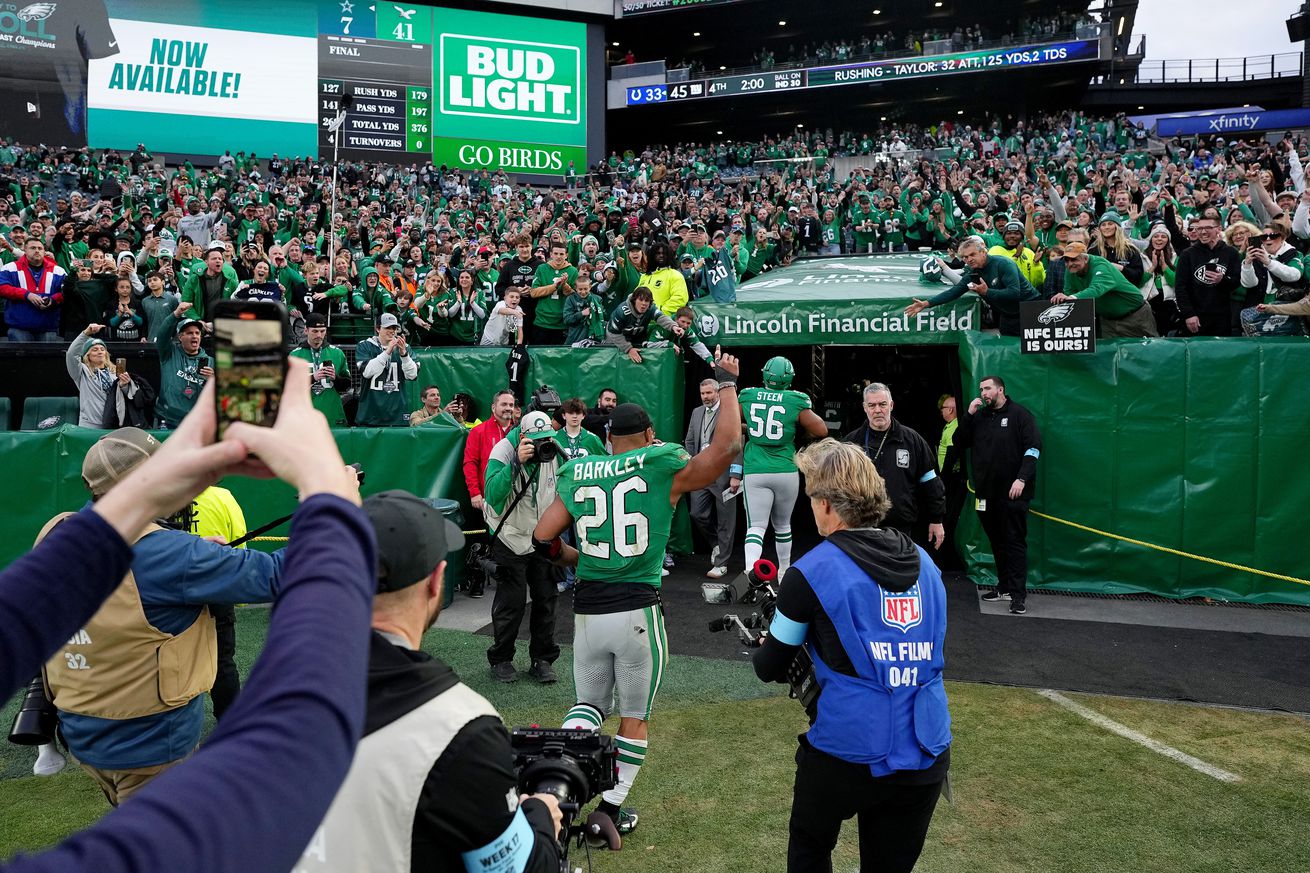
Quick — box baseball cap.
[609,403,652,437]
[378,313,400,329]
[519,410,557,440]
[1061,241,1089,259]
[82,427,161,497]
[176,318,203,335]
[680,253,695,263]
[1055,219,1074,229]
[713,229,726,239]
[363,490,465,593]
[305,312,328,328]
[206,242,226,255]
[1097,212,1122,225]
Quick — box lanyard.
[863,423,890,461]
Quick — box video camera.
[511,726,622,863]
[704,560,820,711]
[524,385,564,464]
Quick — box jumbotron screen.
[0,0,591,172]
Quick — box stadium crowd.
[1,108,1307,427]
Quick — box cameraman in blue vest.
[753,439,951,873]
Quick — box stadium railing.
[1092,52,1304,85]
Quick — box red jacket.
[463,417,509,498]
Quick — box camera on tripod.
[511,726,623,861]
[703,560,820,711]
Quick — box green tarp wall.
[955,334,1310,606]
[0,347,690,567]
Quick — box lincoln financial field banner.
[695,256,981,347]
[0,0,591,165]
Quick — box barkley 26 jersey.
[556,442,689,587]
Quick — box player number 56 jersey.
[739,387,812,474]
[556,442,689,587]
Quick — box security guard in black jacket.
[298,491,564,872]
[844,383,946,549]
[953,375,1042,615]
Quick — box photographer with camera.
[296,490,564,873]
[482,409,566,684]
[753,439,951,873]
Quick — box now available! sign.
[434,6,587,175]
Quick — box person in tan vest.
[38,427,288,806]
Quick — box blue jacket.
[58,525,285,769]
[793,535,951,777]
[1,497,375,873]
[0,257,67,332]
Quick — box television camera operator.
[752,439,951,873]
[482,392,567,684]
[296,490,563,873]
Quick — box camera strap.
[485,468,534,547]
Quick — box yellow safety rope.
[252,527,488,544]
[965,484,1308,588]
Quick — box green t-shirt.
[559,427,607,461]
[557,442,690,586]
[739,387,813,474]
[532,262,577,331]
[289,343,349,426]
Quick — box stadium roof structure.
[695,253,980,347]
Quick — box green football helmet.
[761,356,794,390]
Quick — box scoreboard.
[625,39,1100,107]
[318,2,434,160]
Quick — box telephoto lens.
[8,677,57,746]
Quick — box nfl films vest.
[798,540,952,777]
[295,682,499,873]
[38,514,218,719]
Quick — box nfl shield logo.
[881,584,923,632]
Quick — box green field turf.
[3,608,1308,872]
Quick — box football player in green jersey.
[737,356,829,577]
[533,348,743,838]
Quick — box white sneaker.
[661,568,670,577]
[705,565,728,579]
[709,545,721,566]
[34,743,65,777]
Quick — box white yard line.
[1035,689,1241,783]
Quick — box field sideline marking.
[1035,689,1241,783]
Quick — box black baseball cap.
[609,403,652,437]
[305,313,328,328]
[363,490,465,593]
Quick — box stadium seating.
[20,397,80,431]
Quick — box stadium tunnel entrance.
[690,343,962,557]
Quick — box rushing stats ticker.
[625,39,1099,107]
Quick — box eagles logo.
[17,2,57,21]
[1037,302,1076,324]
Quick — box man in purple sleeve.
[0,364,376,873]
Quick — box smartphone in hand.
[212,300,290,437]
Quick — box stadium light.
[779,20,786,25]
[720,65,726,70]
[693,31,701,36]
[716,130,723,135]
[956,109,964,114]
[880,116,887,121]
[934,1,942,6]
[873,8,881,14]
[612,41,620,47]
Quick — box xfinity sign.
[440,35,580,124]
[1156,107,1310,137]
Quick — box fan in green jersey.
[533,348,743,841]
[737,356,829,577]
